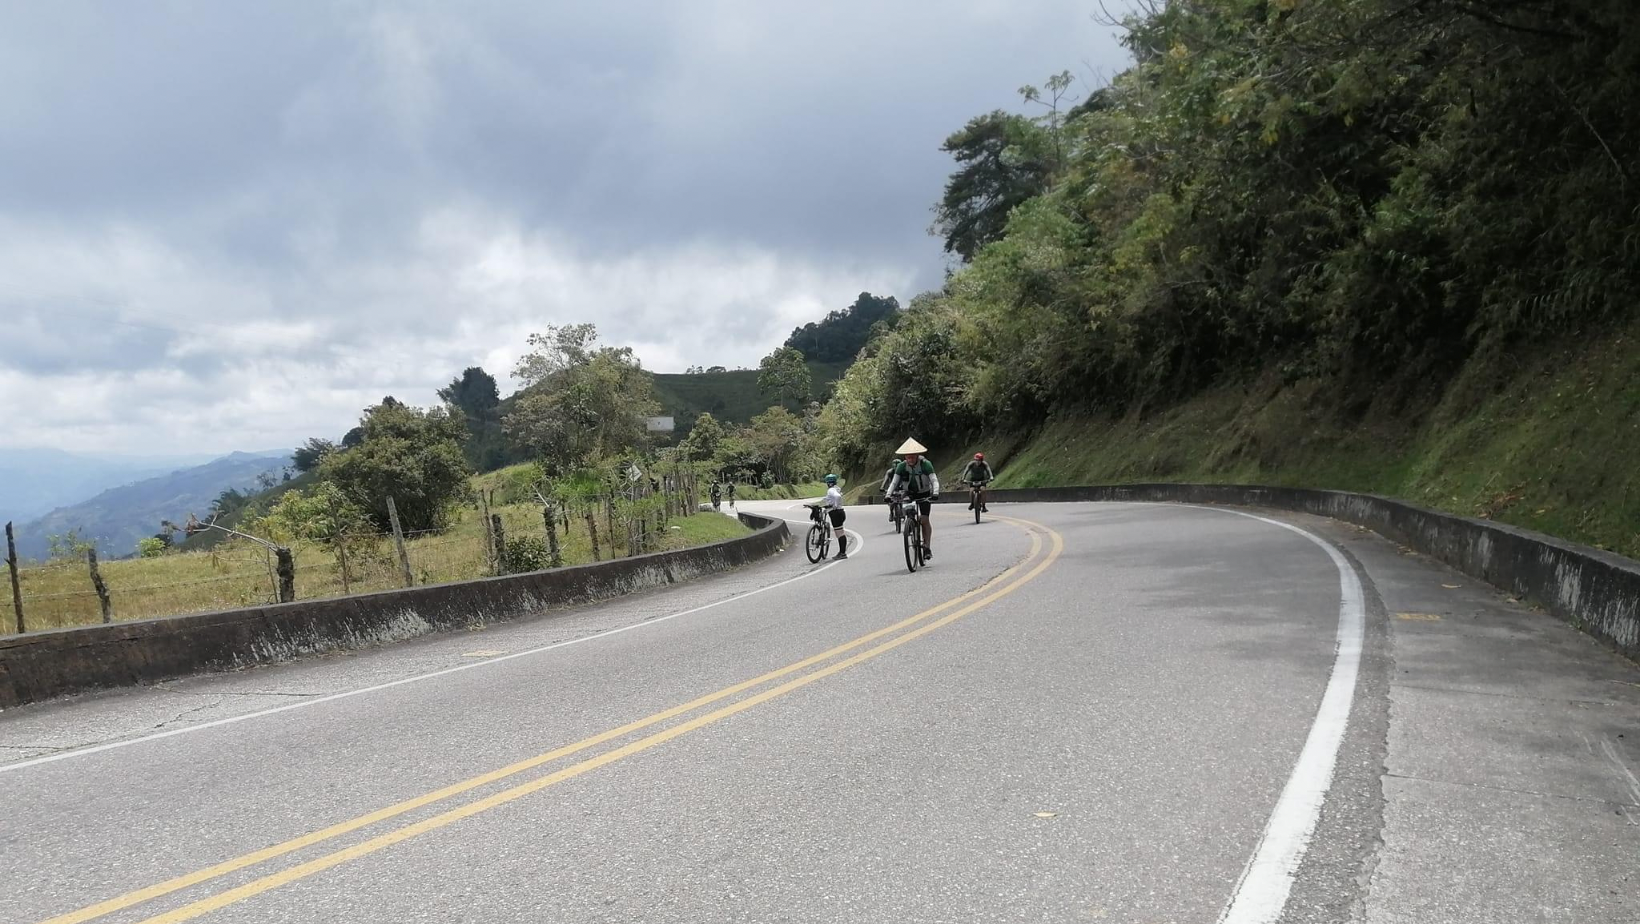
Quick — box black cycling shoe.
[923,547,933,561]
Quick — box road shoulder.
[1275,512,1640,923]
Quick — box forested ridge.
[816,0,1640,551]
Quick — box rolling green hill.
[650,361,848,434]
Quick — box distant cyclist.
[879,462,899,521]
[821,474,849,559]
[886,438,939,560]
[709,481,722,510]
[726,481,736,506]
[961,452,994,513]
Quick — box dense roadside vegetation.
[817,0,1640,556]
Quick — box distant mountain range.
[9,450,291,561]
[0,449,220,524]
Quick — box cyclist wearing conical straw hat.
[886,437,939,560]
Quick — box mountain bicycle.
[964,480,990,524]
[804,504,833,563]
[896,495,926,573]
[888,493,904,534]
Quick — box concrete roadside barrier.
[0,512,789,708]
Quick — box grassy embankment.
[728,481,827,502]
[12,463,748,633]
[927,326,1640,559]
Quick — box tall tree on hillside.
[931,111,1053,263]
[292,437,337,473]
[757,346,812,409]
[323,400,472,533]
[504,325,659,474]
[438,367,500,420]
[785,293,901,363]
[438,366,508,471]
[680,412,726,462]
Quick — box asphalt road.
[2,500,1636,924]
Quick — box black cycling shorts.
[909,498,932,516]
[827,508,846,527]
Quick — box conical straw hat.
[896,438,928,454]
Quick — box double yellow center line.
[42,515,1063,924]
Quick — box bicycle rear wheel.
[806,524,827,563]
[903,519,920,573]
[891,504,903,535]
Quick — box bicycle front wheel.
[974,494,982,524]
[806,524,827,563]
[903,520,920,573]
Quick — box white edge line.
[1199,506,1366,924]
[1,510,859,775]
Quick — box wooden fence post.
[5,522,22,633]
[489,514,506,574]
[328,493,353,594]
[335,541,352,595]
[275,547,296,603]
[585,511,601,562]
[386,496,414,588]
[543,504,562,568]
[478,490,494,570]
[87,548,112,623]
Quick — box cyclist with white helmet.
[821,474,849,559]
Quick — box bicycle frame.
[805,505,834,563]
[967,481,988,523]
[898,497,925,573]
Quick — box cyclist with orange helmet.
[960,452,994,513]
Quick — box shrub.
[499,536,551,574]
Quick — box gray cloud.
[0,1,1130,454]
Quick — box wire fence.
[2,475,718,634]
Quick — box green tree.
[741,406,809,483]
[784,293,902,363]
[323,400,473,533]
[438,366,501,419]
[931,111,1053,263]
[504,325,660,474]
[757,346,812,409]
[679,411,726,462]
[439,366,508,471]
[253,482,373,544]
[292,437,337,473]
[210,488,251,519]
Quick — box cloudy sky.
[1,2,1130,455]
